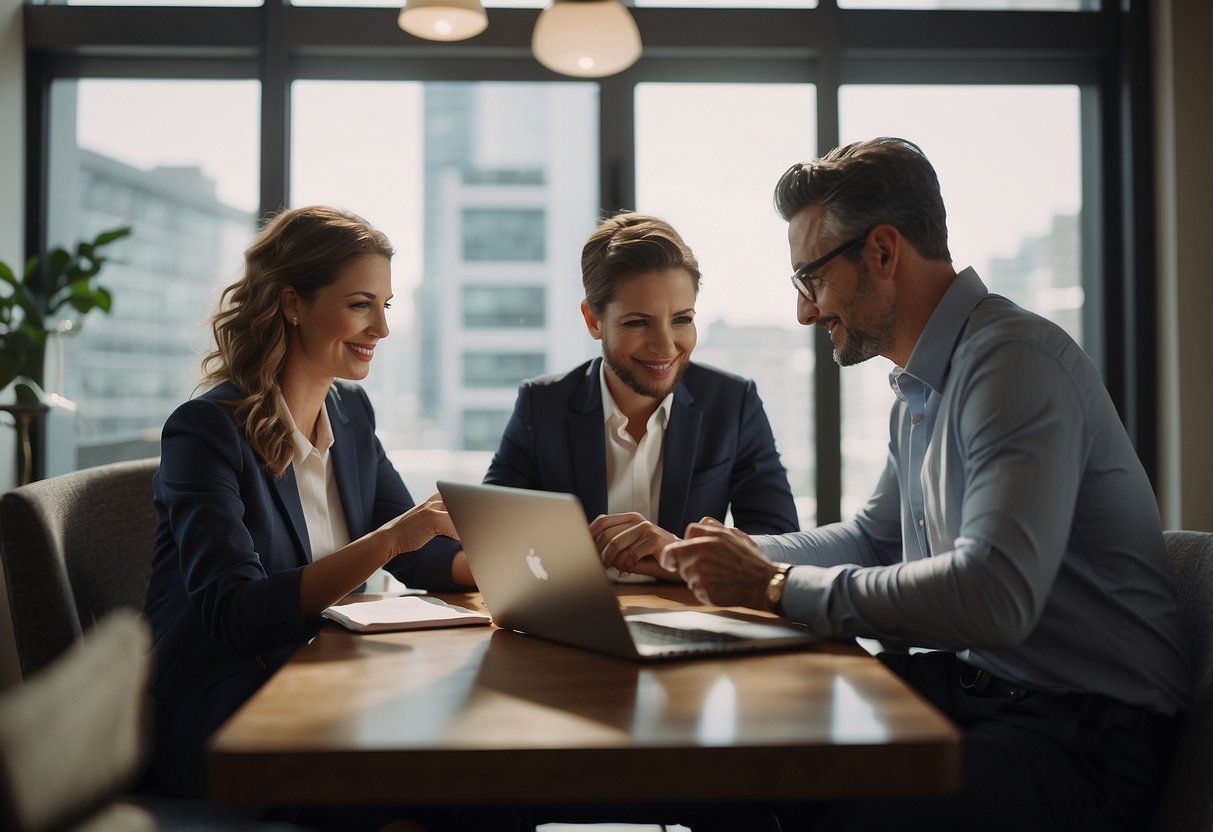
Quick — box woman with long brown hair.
[142,207,482,826]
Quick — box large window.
[291,79,597,494]
[462,351,546,388]
[463,286,547,329]
[636,82,817,524]
[19,2,1155,517]
[836,84,1082,515]
[43,79,258,474]
[461,208,547,262]
[462,409,515,452]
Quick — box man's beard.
[834,260,894,367]
[603,352,688,399]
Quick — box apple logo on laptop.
[525,548,550,581]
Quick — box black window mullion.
[259,0,290,217]
[600,75,636,217]
[20,49,53,483]
[815,1,843,527]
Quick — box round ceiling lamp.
[532,0,642,79]
[398,0,488,42]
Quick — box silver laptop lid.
[438,481,820,661]
[438,480,640,659]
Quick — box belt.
[956,661,1172,742]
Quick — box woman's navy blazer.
[143,380,461,796]
[484,359,799,536]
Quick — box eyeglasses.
[789,228,873,304]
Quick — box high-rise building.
[986,212,1082,343]
[693,320,814,494]
[414,83,600,453]
[58,149,251,470]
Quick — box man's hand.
[659,518,777,609]
[590,512,680,580]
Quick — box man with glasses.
[658,137,1191,831]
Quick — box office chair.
[0,458,313,831]
[0,609,156,832]
[0,456,160,679]
[1151,530,1213,832]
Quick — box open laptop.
[437,480,819,661]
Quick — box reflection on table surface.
[209,587,961,806]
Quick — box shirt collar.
[599,360,674,433]
[900,266,989,393]
[278,393,335,465]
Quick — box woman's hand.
[590,512,680,580]
[382,495,473,588]
[301,493,460,615]
[378,493,459,558]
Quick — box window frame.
[22,1,1157,518]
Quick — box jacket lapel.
[213,380,313,564]
[268,464,312,564]
[570,359,608,519]
[658,382,700,532]
[326,386,366,539]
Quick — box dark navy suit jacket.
[143,380,461,796]
[484,359,799,536]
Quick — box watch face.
[766,571,786,608]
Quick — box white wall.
[0,0,25,689]
[1155,0,1213,532]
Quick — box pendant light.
[398,0,488,42]
[532,0,642,78]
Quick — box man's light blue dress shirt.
[757,268,1191,714]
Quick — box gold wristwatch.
[765,562,794,615]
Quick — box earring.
[292,317,299,327]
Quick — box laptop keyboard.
[626,618,747,648]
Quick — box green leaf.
[93,227,133,246]
[66,282,104,314]
[0,226,131,390]
[44,249,72,291]
[94,286,113,313]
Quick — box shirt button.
[911,414,923,426]
[917,517,925,528]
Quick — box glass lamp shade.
[398,0,488,42]
[532,0,642,78]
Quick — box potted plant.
[0,226,132,483]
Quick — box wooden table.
[209,586,961,806]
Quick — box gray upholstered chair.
[1151,530,1213,832]
[0,608,156,832]
[0,456,160,679]
[0,460,306,831]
